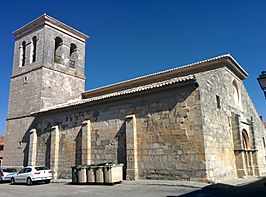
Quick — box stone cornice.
[13,14,89,42]
[10,65,85,80]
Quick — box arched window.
[54,37,63,64]
[242,130,251,149]
[69,43,77,68]
[30,36,37,63]
[232,80,240,106]
[20,41,26,67]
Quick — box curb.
[123,180,208,189]
[51,179,207,188]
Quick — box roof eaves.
[82,54,248,98]
[13,14,89,41]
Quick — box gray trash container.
[104,164,124,184]
[78,166,87,183]
[95,166,104,183]
[87,165,96,183]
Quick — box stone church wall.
[8,69,43,119]
[4,117,34,167]
[41,68,85,109]
[34,83,207,181]
[239,76,266,175]
[196,67,266,182]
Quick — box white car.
[10,166,52,185]
[0,167,17,182]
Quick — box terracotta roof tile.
[36,74,195,114]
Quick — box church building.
[3,15,266,182]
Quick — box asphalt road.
[1,177,265,197]
[0,182,197,197]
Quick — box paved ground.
[0,182,197,197]
[0,176,265,197]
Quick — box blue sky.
[0,0,265,134]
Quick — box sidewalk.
[124,176,266,188]
[123,179,209,188]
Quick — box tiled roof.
[32,54,248,115]
[36,74,195,114]
[0,137,4,145]
[82,54,248,98]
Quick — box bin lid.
[96,162,113,166]
[87,165,97,169]
[71,165,81,168]
[100,163,124,169]
[95,166,104,169]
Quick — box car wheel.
[44,180,50,184]
[26,177,32,185]
[10,178,15,185]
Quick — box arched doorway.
[242,130,250,149]
[241,130,255,176]
[232,113,259,178]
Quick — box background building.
[0,136,4,166]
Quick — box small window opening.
[232,80,240,106]
[54,37,63,64]
[21,41,26,67]
[17,141,22,149]
[23,76,28,84]
[263,137,266,148]
[216,95,221,109]
[31,36,37,63]
[69,43,77,68]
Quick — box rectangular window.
[216,95,221,109]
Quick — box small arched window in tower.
[232,80,240,106]
[30,36,37,63]
[54,37,63,64]
[69,43,77,68]
[20,41,26,67]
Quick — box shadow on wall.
[115,122,127,180]
[166,177,266,197]
[45,134,51,168]
[21,118,52,167]
[75,128,82,166]
[22,129,31,167]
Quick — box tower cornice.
[13,14,89,42]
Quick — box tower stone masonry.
[4,14,88,167]
[3,15,266,182]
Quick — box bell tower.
[4,14,89,167]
